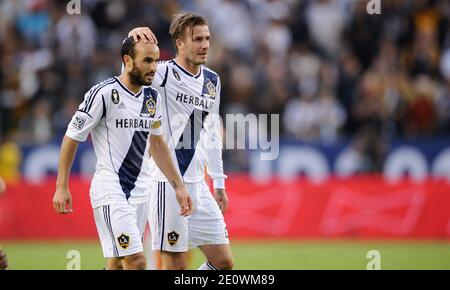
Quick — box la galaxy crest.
[141,88,157,118]
[204,80,216,99]
[168,231,179,246]
[111,89,120,104]
[117,233,130,249]
[145,98,156,117]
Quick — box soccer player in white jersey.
[129,13,234,270]
[52,38,193,270]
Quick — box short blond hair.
[169,13,208,53]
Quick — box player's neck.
[118,74,142,94]
[175,56,201,76]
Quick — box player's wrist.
[215,188,226,195]
[56,183,69,190]
[177,183,188,192]
[172,179,187,191]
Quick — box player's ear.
[123,55,133,70]
[176,38,184,52]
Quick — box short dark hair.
[121,36,136,63]
[169,13,208,53]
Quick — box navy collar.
[114,76,142,98]
[171,60,202,79]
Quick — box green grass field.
[1,240,450,270]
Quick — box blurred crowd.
[1,0,450,175]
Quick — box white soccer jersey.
[149,60,226,187]
[66,76,163,208]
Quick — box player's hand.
[128,27,158,44]
[175,185,193,217]
[214,189,229,213]
[0,249,8,270]
[53,187,73,214]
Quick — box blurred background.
[1,0,450,269]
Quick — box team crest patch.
[111,89,120,104]
[173,69,181,82]
[145,98,156,117]
[117,233,130,249]
[205,81,216,99]
[168,231,179,246]
[72,115,86,130]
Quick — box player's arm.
[53,84,106,214]
[53,136,78,214]
[128,27,158,44]
[205,79,229,213]
[206,119,228,213]
[149,134,193,216]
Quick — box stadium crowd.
[1,0,450,175]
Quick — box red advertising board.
[1,175,449,239]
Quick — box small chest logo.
[168,231,179,246]
[111,89,120,104]
[117,102,126,109]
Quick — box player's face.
[182,25,210,65]
[129,43,160,86]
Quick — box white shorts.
[149,181,229,252]
[93,202,149,258]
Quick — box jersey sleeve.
[66,86,106,142]
[149,90,163,136]
[154,61,169,88]
[204,77,227,189]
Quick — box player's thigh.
[93,204,144,258]
[149,181,189,252]
[188,182,229,248]
[135,201,150,241]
